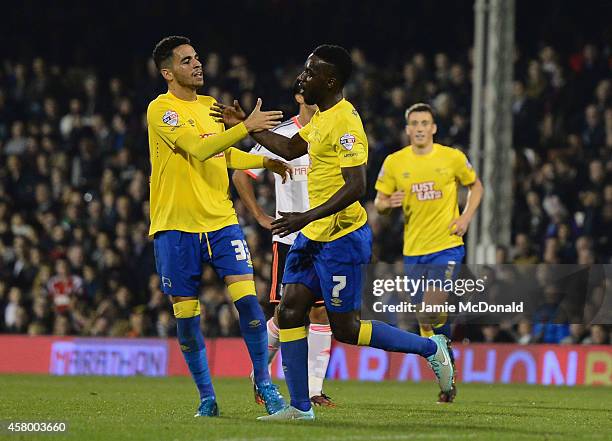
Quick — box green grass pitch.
[1,375,610,440]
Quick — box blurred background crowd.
[0,1,610,345]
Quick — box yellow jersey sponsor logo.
[411,181,442,201]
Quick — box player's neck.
[411,142,434,155]
[168,84,197,102]
[298,107,316,126]
[317,93,343,112]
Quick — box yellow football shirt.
[147,92,240,236]
[375,144,477,256]
[298,99,368,241]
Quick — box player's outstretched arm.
[211,100,308,160]
[225,148,292,182]
[232,170,274,230]
[374,190,405,215]
[271,164,366,237]
[251,131,308,161]
[174,125,249,162]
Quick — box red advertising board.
[0,335,610,386]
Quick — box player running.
[374,102,483,402]
[147,35,290,417]
[212,44,454,421]
[232,80,335,407]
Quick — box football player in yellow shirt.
[212,45,454,421]
[375,103,484,402]
[147,35,291,417]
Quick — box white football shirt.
[246,116,310,245]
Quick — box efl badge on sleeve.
[162,110,179,126]
[339,133,356,150]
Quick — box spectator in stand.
[582,324,609,345]
[46,259,84,314]
[561,324,587,344]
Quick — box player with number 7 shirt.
[211,44,455,421]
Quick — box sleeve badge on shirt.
[339,133,356,150]
[466,159,473,169]
[162,110,179,126]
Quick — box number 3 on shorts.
[332,275,346,298]
[231,239,251,262]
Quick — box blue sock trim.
[176,315,215,400]
[234,295,269,384]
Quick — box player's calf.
[172,298,218,416]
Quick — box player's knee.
[330,321,359,345]
[277,302,305,328]
[309,306,329,325]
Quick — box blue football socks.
[234,295,269,385]
[279,327,311,412]
[174,300,215,401]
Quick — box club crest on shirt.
[339,133,356,150]
[162,110,179,126]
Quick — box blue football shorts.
[153,224,253,296]
[281,223,372,313]
[403,245,465,304]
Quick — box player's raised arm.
[172,124,248,162]
[271,164,366,238]
[211,100,308,160]
[171,99,282,162]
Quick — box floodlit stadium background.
[0,0,610,384]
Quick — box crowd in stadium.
[0,41,610,345]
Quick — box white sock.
[308,323,332,397]
[266,317,280,365]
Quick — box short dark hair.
[312,44,352,88]
[152,36,191,70]
[405,102,436,122]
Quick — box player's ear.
[327,77,337,90]
[404,125,410,137]
[432,123,438,135]
[295,94,304,105]
[160,68,173,82]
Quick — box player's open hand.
[264,157,293,183]
[389,190,405,208]
[243,98,284,133]
[449,214,471,237]
[271,211,312,237]
[210,100,246,128]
